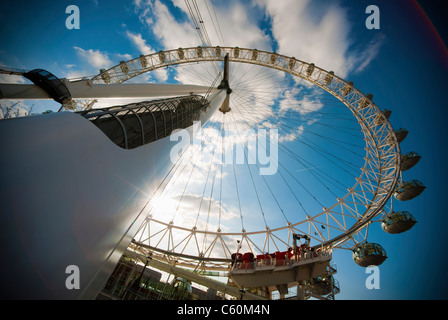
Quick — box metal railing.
[231,250,332,272]
[78,94,209,149]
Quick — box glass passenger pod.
[352,243,387,267]
[306,63,315,76]
[139,55,148,68]
[342,81,354,96]
[394,180,426,201]
[178,48,185,60]
[395,128,409,143]
[358,93,373,110]
[382,109,392,119]
[310,275,336,296]
[401,151,422,171]
[381,211,417,234]
[196,46,203,58]
[324,71,334,85]
[289,57,296,70]
[373,109,391,125]
[233,47,239,58]
[251,49,258,60]
[99,69,111,84]
[119,61,129,74]
[23,69,72,104]
[158,51,166,63]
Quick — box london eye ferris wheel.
[79,45,424,294]
[0,1,427,300]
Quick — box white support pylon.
[0,89,226,299]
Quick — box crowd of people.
[231,243,320,270]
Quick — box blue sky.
[1,0,448,300]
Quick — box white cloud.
[214,2,271,50]
[64,69,87,80]
[172,0,271,50]
[0,73,26,84]
[255,0,383,78]
[71,46,148,83]
[133,0,144,9]
[348,34,386,74]
[146,0,199,49]
[73,46,113,69]
[278,87,323,115]
[117,53,133,61]
[278,125,304,143]
[73,46,135,70]
[125,30,169,82]
[278,87,301,113]
[126,30,155,55]
[137,0,271,50]
[147,184,240,238]
[132,0,383,84]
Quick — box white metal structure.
[96,47,403,270]
[0,46,423,299]
[0,84,226,299]
[125,246,266,300]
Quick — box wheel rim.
[89,46,402,271]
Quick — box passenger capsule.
[158,51,166,63]
[401,151,421,171]
[310,276,334,295]
[395,128,408,143]
[358,94,373,109]
[99,69,111,84]
[373,109,391,125]
[342,81,354,96]
[382,109,392,119]
[352,243,387,267]
[196,46,203,58]
[289,57,296,69]
[324,71,334,85]
[233,47,239,58]
[139,55,147,68]
[381,211,417,234]
[119,61,129,74]
[306,63,315,76]
[394,180,426,201]
[178,47,185,60]
[251,49,258,60]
